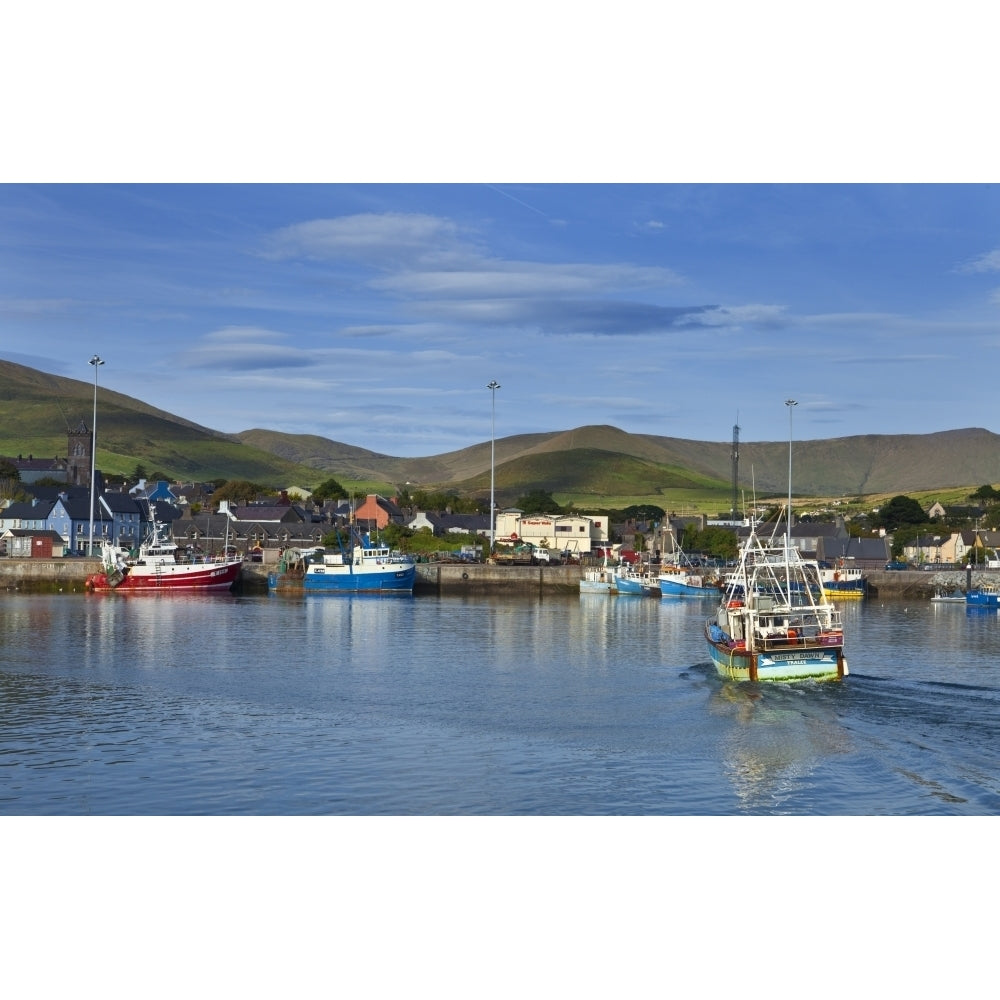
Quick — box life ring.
[833,572,840,581]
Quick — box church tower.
[67,419,92,486]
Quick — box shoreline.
[0,557,989,599]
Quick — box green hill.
[4,359,1000,503]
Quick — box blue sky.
[4,183,1000,456]
[4,8,999,457]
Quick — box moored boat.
[580,564,616,594]
[704,516,848,682]
[658,564,719,598]
[268,532,415,594]
[819,561,867,599]
[86,523,242,593]
[966,584,1000,608]
[931,588,965,603]
[613,562,660,596]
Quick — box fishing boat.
[86,522,243,593]
[704,515,848,682]
[930,588,965,603]
[613,562,660,596]
[268,531,415,594]
[965,583,1000,608]
[657,556,719,598]
[818,561,867,599]
[580,562,616,594]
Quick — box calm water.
[2,589,999,815]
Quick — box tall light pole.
[88,355,105,556]
[487,380,500,554]
[785,398,797,546]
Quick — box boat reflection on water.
[707,680,854,812]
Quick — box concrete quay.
[4,558,586,597]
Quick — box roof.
[5,528,65,541]
[231,504,307,523]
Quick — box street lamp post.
[88,355,105,556]
[487,380,501,554]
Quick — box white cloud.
[203,326,290,343]
[956,249,1000,274]
[266,213,468,265]
[678,304,789,328]
[374,261,683,298]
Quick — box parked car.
[885,561,909,570]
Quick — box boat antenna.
[785,399,798,592]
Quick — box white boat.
[930,589,965,603]
[704,514,848,682]
[580,563,616,594]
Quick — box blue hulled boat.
[269,533,415,595]
[966,584,1000,608]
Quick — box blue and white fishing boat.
[268,532,415,595]
[966,584,1000,608]
[612,563,647,595]
[704,512,848,683]
[818,561,867,599]
[614,561,662,595]
[658,562,719,598]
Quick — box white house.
[493,510,608,554]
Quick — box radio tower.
[730,417,740,521]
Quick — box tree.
[681,524,739,560]
[515,490,562,515]
[622,504,666,521]
[312,477,348,502]
[212,480,264,506]
[0,459,20,481]
[873,495,929,532]
[970,484,1000,505]
[0,478,28,502]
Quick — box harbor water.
[6,589,994,997]
[2,590,999,816]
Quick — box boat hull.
[822,583,866,599]
[705,623,847,682]
[86,560,242,592]
[613,572,645,595]
[269,566,415,594]
[966,591,1000,607]
[659,579,718,598]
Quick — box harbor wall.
[2,558,583,597]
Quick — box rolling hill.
[3,358,1000,501]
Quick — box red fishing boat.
[86,522,242,593]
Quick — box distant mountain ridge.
[235,423,1000,497]
[3,358,1000,497]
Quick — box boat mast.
[785,399,797,597]
[730,414,740,522]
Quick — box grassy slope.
[4,359,1000,502]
